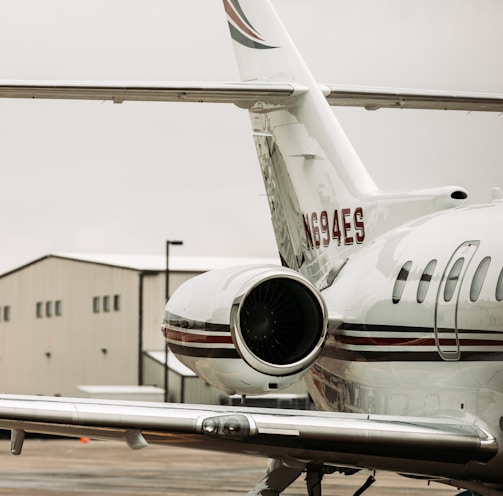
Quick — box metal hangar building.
[0,253,306,405]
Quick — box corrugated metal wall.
[0,257,310,406]
[0,257,224,398]
[0,257,140,395]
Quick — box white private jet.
[0,1,502,495]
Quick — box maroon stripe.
[337,336,436,346]
[336,335,503,347]
[223,0,264,41]
[166,328,233,345]
[458,339,503,347]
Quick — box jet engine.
[162,265,328,396]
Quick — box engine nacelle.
[162,265,328,396]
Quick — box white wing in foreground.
[0,395,495,473]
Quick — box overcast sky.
[0,0,502,274]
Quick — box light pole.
[164,239,183,402]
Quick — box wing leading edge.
[0,395,496,477]
[322,84,503,112]
[0,81,300,107]
[0,81,503,111]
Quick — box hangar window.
[92,296,100,313]
[45,301,52,318]
[36,302,43,318]
[55,300,62,316]
[417,259,437,303]
[444,257,465,302]
[392,261,413,304]
[103,295,110,312]
[496,268,503,302]
[470,257,491,302]
[3,306,10,322]
[113,294,120,311]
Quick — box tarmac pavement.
[0,439,459,495]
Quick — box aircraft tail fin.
[224,0,467,288]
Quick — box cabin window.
[496,268,503,301]
[36,302,43,318]
[392,261,412,304]
[103,295,110,312]
[470,257,491,302]
[113,294,121,311]
[2,306,9,322]
[45,301,52,318]
[417,259,437,303]
[55,300,63,316]
[444,257,464,302]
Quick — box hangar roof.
[55,253,280,272]
[0,252,280,277]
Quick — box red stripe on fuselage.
[166,328,233,345]
[337,335,503,347]
[337,336,435,346]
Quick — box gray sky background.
[0,0,502,274]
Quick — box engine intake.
[164,265,328,395]
[231,276,326,376]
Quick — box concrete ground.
[0,439,459,495]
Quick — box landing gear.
[305,464,325,496]
[246,458,305,495]
[353,475,376,496]
[305,464,370,496]
[249,459,370,496]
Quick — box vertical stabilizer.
[223,0,466,288]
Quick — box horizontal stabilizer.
[0,81,502,112]
[323,84,503,112]
[0,81,301,107]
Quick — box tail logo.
[223,0,277,49]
